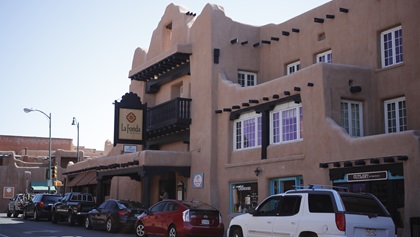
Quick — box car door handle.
[267,221,272,224]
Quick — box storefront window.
[230,182,258,213]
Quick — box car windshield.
[182,201,217,211]
[43,195,61,202]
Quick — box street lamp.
[23,108,52,193]
[71,117,80,162]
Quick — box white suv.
[228,186,396,237]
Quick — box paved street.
[0,213,134,237]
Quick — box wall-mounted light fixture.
[254,167,262,176]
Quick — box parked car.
[84,199,144,232]
[228,185,396,237]
[7,194,25,217]
[51,192,96,225]
[23,193,61,220]
[135,199,224,237]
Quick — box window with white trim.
[341,100,363,137]
[287,61,301,75]
[271,102,303,144]
[234,112,262,150]
[381,26,403,68]
[384,97,406,133]
[316,50,332,63]
[238,71,257,87]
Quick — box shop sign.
[3,187,14,199]
[192,173,204,188]
[114,92,147,146]
[347,171,387,182]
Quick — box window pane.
[273,112,281,143]
[282,108,297,141]
[243,118,256,148]
[235,122,242,149]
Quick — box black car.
[84,199,144,232]
[23,193,61,220]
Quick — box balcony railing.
[146,97,192,137]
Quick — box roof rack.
[293,184,349,192]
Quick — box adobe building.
[0,135,108,210]
[64,0,419,236]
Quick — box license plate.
[201,219,210,225]
[366,228,376,236]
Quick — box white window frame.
[233,112,262,150]
[270,102,303,144]
[316,50,332,63]
[341,100,363,137]
[287,61,301,75]
[380,26,403,68]
[238,71,257,87]
[384,97,407,133]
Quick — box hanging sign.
[114,92,147,146]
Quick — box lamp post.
[71,117,79,162]
[23,108,52,192]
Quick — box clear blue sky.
[0,0,330,151]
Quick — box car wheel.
[51,211,58,224]
[23,209,28,220]
[135,222,148,237]
[67,212,75,225]
[13,208,19,218]
[230,227,243,237]
[84,216,92,229]
[168,225,177,237]
[34,209,40,220]
[106,217,117,233]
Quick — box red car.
[135,199,224,237]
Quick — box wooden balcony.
[146,97,192,139]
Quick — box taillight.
[182,210,190,222]
[118,210,129,216]
[335,213,346,232]
[39,202,44,208]
[219,213,223,224]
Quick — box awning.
[30,181,56,192]
[67,171,97,187]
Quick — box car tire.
[168,225,177,237]
[135,222,148,237]
[23,209,28,220]
[84,216,92,229]
[51,211,58,224]
[106,217,117,233]
[67,212,75,226]
[13,208,19,218]
[7,209,12,218]
[230,227,243,237]
[34,209,40,221]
